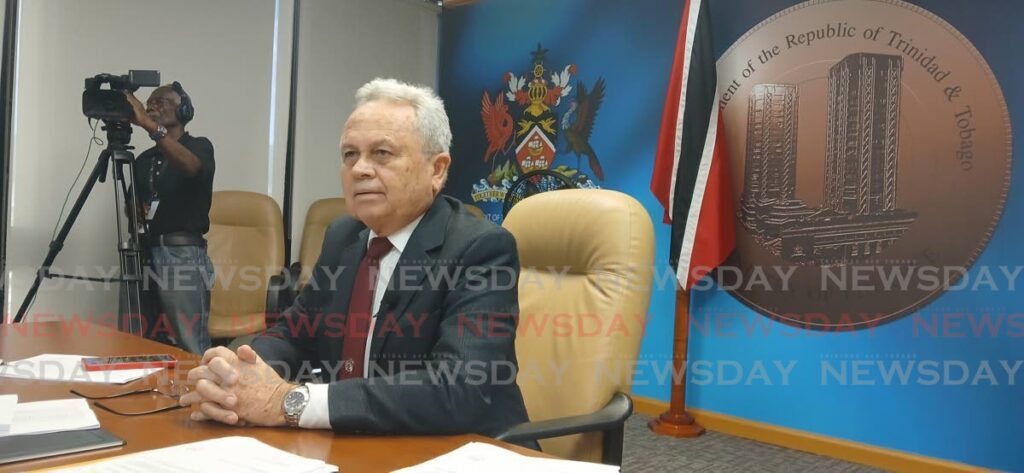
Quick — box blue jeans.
[147,245,214,354]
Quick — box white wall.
[290,0,439,258]
[5,0,289,322]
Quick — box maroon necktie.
[339,236,393,380]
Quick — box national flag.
[650,0,736,289]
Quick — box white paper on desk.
[0,398,99,437]
[0,354,162,384]
[0,394,16,434]
[50,436,338,473]
[393,441,620,473]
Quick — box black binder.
[0,428,124,465]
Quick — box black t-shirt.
[132,133,215,236]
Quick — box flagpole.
[648,286,705,437]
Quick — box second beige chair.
[293,198,349,289]
[206,191,287,341]
[498,189,655,465]
[463,203,486,220]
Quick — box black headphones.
[171,81,194,124]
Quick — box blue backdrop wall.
[439,1,1022,470]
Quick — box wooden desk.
[0,322,548,472]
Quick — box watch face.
[283,390,305,414]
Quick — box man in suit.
[179,78,531,438]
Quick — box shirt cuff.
[297,383,331,429]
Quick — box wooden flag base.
[648,287,706,438]
[648,410,705,438]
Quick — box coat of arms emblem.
[472,44,606,220]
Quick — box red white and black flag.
[650,0,735,289]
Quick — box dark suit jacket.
[252,195,531,438]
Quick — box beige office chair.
[293,198,349,289]
[463,203,486,219]
[205,191,287,340]
[499,189,654,465]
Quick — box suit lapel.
[369,197,451,362]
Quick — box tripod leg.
[111,149,147,336]
[117,253,146,335]
[13,151,111,324]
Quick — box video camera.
[82,70,161,122]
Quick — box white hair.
[354,78,452,156]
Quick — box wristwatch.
[282,384,310,427]
[148,125,168,141]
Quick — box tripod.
[13,121,147,334]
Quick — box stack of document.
[51,436,338,473]
[0,354,162,384]
[0,398,100,437]
[396,442,620,473]
[0,395,15,434]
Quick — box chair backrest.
[206,191,285,338]
[463,203,486,220]
[297,198,349,288]
[502,189,654,463]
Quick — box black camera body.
[82,70,161,122]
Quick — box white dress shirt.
[299,215,424,429]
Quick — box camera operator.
[124,84,215,354]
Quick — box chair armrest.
[265,266,299,318]
[496,391,633,444]
[287,261,302,280]
[284,262,303,310]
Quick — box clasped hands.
[179,345,295,427]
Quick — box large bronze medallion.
[715,0,1011,329]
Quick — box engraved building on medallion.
[825,53,901,215]
[739,84,815,257]
[739,53,917,265]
